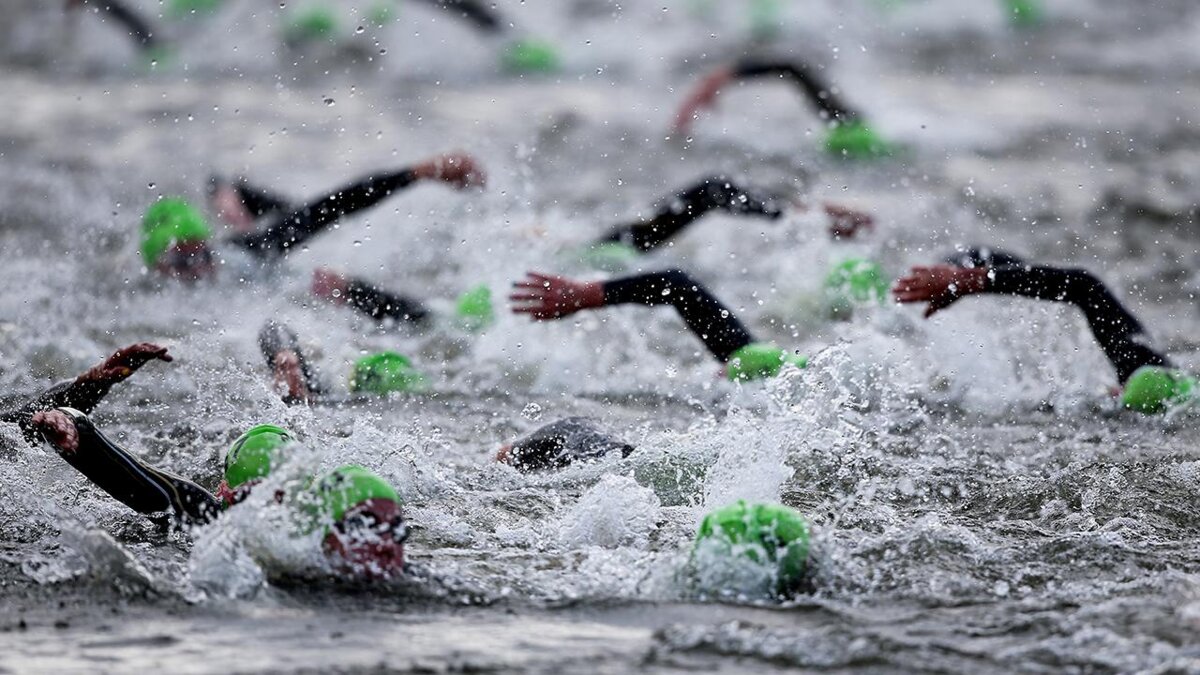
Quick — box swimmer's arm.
[731,59,860,122]
[31,409,220,526]
[312,268,430,325]
[412,0,504,33]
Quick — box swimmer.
[511,268,806,382]
[30,411,408,578]
[673,58,893,157]
[494,417,634,472]
[144,151,484,281]
[1,343,172,441]
[690,500,812,599]
[893,248,1187,413]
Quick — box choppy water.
[3,0,1200,672]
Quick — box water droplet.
[323,97,335,106]
[147,182,156,189]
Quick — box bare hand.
[83,343,173,385]
[673,68,734,135]
[312,267,349,304]
[272,350,312,405]
[510,272,604,320]
[413,152,486,189]
[892,265,987,318]
[31,410,79,453]
[824,203,874,240]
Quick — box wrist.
[956,267,989,295]
[581,281,606,310]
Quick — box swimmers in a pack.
[143,152,484,281]
[31,412,408,578]
[893,248,1189,414]
[66,0,162,55]
[582,175,874,270]
[673,58,893,158]
[1,342,172,441]
[511,269,806,382]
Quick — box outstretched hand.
[414,152,486,189]
[672,68,734,135]
[82,343,173,385]
[892,265,987,318]
[824,203,874,240]
[510,272,605,320]
[31,410,79,453]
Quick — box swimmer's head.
[824,121,893,159]
[313,465,406,579]
[348,352,429,395]
[726,343,807,382]
[219,424,295,505]
[692,500,810,597]
[455,285,495,333]
[1122,366,1197,414]
[824,257,889,318]
[142,198,214,280]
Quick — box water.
[3,0,1200,672]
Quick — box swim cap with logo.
[223,424,295,489]
[455,285,495,333]
[726,343,807,382]
[693,500,810,594]
[141,198,212,266]
[824,120,893,159]
[349,352,429,394]
[1122,366,1197,414]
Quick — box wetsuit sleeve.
[0,378,116,440]
[232,168,418,258]
[345,279,431,325]
[732,59,858,122]
[601,269,754,362]
[78,0,159,51]
[413,0,503,33]
[597,176,785,252]
[985,265,1169,383]
[233,179,294,219]
[44,409,220,526]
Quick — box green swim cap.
[824,257,889,309]
[726,343,807,382]
[349,352,429,395]
[455,285,495,333]
[748,0,783,40]
[1004,0,1043,27]
[501,39,560,74]
[580,242,640,273]
[224,424,295,489]
[141,198,212,266]
[285,7,339,43]
[694,500,810,594]
[309,465,401,528]
[367,1,395,26]
[824,121,893,159]
[1122,366,1197,414]
[168,0,223,18]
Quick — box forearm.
[733,59,858,122]
[80,0,158,49]
[413,0,504,33]
[346,279,430,324]
[4,378,114,438]
[599,177,784,252]
[601,270,754,362]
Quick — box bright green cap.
[367,1,395,26]
[167,0,223,18]
[748,0,783,39]
[824,121,893,159]
[501,39,560,74]
[455,285,495,333]
[141,198,212,266]
[825,258,889,304]
[312,465,400,524]
[726,343,807,382]
[695,500,810,593]
[1122,366,1197,414]
[223,424,295,489]
[1005,0,1043,27]
[580,242,640,273]
[285,7,339,43]
[349,352,429,395]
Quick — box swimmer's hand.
[673,67,734,135]
[824,203,874,240]
[510,272,605,320]
[412,152,486,189]
[312,267,349,304]
[31,410,79,454]
[892,265,988,318]
[81,343,174,385]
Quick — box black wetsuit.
[597,176,785,253]
[74,0,159,52]
[602,269,755,362]
[947,248,1169,384]
[731,59,860,124]
[340,278,429,325]
[415,0,503,33]
[221,169,419,259]
[506,417,633,472]
[1,375,120,441]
